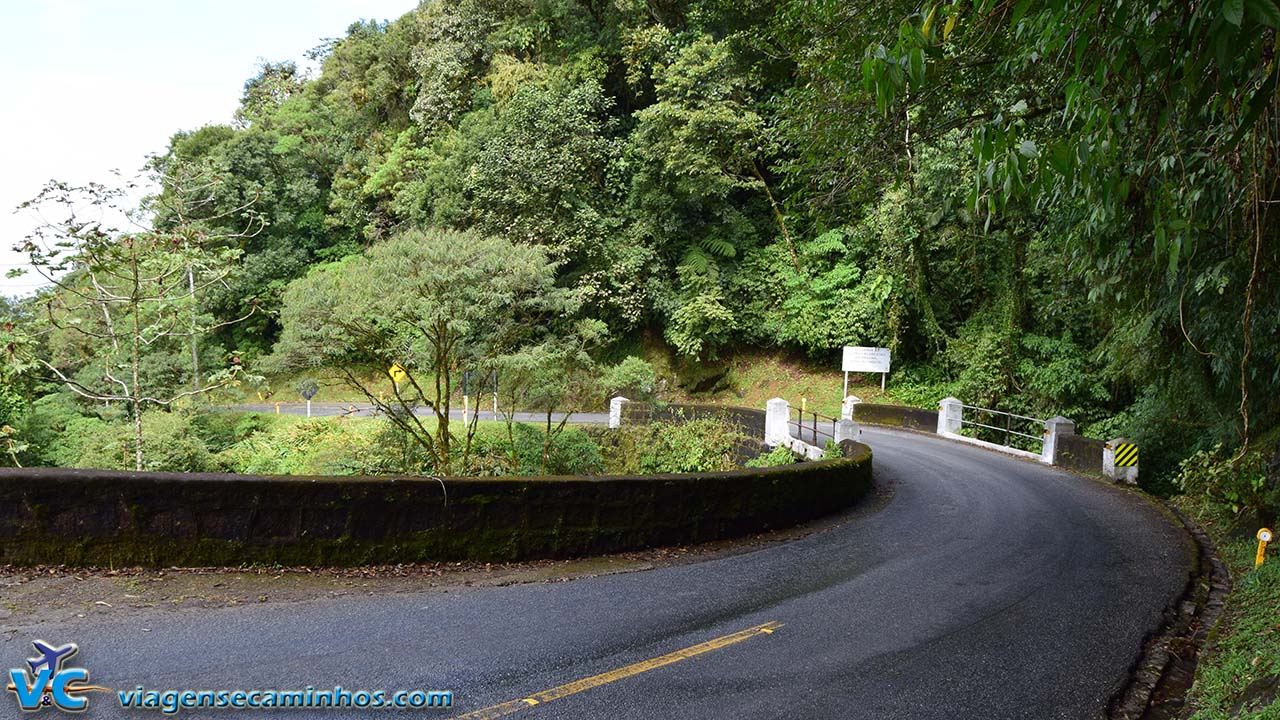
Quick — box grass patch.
[1177,494,1280,719]
[243,347,953,421]
[666,349,942,417]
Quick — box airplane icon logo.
[28,641,77,676]
[7,640,109,713]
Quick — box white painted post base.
[938,397,963,435]
[1104,437,1139,485]
[608,396,630,429]
[841,395,862,421]
[764,397,827,460]
[765,398,791,446]
[1042,416,1075,465]
[835,418,861,444]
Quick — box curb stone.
[1107,504,1231,719]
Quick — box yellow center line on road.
[449,620,785,720]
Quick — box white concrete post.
[938,397,963,435]
[608,396,630,429]
[1104,437,1139,485]
[835,418,861,444]
[1042,416,1075,465]
[765,398,791,446]
[841,395,862,421]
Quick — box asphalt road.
[1,427,1190,719]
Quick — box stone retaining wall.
[0,440,872,567]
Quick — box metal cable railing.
[958,404,1046,452]
[789,406,838,444]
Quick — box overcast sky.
[0,0,418,297]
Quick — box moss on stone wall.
[852,403,939,432]
[0,440,872,567]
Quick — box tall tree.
[17,174,255,470]
[273,228,579,474]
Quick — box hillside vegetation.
[2,0,1277,510]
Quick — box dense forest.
[3,0,1278,513]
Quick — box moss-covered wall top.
[0,440,872,568]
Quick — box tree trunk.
[188,265,200,392]
[750,161,801,274]
[543,409,553,475]
[435,326,452,474]
[131,256,144,472]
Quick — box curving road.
[2,427,1190,719]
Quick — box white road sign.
[842,346,891,374]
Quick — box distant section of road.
[228,402,610,425]
[3,427,1190,719]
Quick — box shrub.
[74,411,219,472]
[746,444,798,468]
[189,411,274,453]
[602,416,747,474]
[216,418,372,475]
[602,356,658,401]
[16,393,104,467]
[1176,444,1278,527]
[461,423,604,476]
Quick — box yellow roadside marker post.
[274,402,280,415]
[1258,528,1273,569]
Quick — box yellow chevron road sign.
[1114,443,1139,467]
[389,363,408,384]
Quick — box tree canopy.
[7,0,1278,503]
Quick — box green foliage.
[274,227,571,473]
[1183,548,1280,719]
[1176,445,1277,524]
[15,394,106,468]
[210,416,605,478]
[17,172,258,470]
[127,413,221,473]
[602,417,748,474]
[746,444,798,468]
[1176,492,1280,719]
[7,0,1279,497]
[602,356,658,401]
[0,301,39,465]
[188,411,274,454]
[741,227,898,356]
[883,365,952,410]
[217,417,375,475]
[463,423,604,477]
[664,267,737,360]
[492,321,605,473]
[23,406,220,473]
[830,0,1280,482]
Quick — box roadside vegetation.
[11,405,765,478]
[1,2,1277,707]
[1,2,1275,531]
[1174,433,1280,719]
[1176,504,1280,718]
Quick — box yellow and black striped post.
[1113,443,1138,467]
[1105,438,1139,484]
